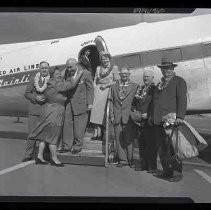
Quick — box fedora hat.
[157,57,177,68]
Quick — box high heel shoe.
[49,159,64,167]
[91,135,100,140]
[35,157,49,165]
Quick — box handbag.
[166,126,182,171]
[166,122,207,161]
[130,110,143,126]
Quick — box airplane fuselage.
[1,14,211,116]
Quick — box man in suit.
[22,61,50,162]
[79,49,93,77]
[109,67,138,168]
[59,58,94,154]
[150,57,187,182]
[131,70,156,173]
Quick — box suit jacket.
[131,84,155,125]
[66,65,94,116]
[110,81,138,125]
[151,75,187,125]
[24,75,46,116]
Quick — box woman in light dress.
[90,51,119,141]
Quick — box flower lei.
[34,72,50,93]
[135,83,154,100]
[157,73,176,91]
[117,79,130,100]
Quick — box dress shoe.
[58,148,71,153]
[135,166,144,171]
[169,174,183,182]
[49,159,64,167]
[153,171,173,179]
[35,157,49,165]
[71,148,82,154]
[147,169,157,174]
[22,157,33,162]
[116,162,128,168]
[91,136,100,141]
[128,160,135,168]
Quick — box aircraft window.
[162,48,182,62]
[142,50,162,67]
[204,43,211,57]
[113,57,121,68]
[181,45,203,60]
[120,54,141,69]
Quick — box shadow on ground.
[0,130,211,164]
[198,133,211,164]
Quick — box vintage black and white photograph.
[0,8,211,203]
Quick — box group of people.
[108,57,187,183]
[22,59,89,167]
[21,49,187,182]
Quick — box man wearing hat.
[150,57,187,182]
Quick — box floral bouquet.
[162,113,176,128]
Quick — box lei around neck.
[157,73,176,91]
[34,72,50,93]
[135,82,154,100]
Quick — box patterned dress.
[90,65,119,125]
[28,78,75,145]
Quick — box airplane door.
[94,36,109,55]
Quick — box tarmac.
[0,115,211,202]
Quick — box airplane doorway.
[78,45,100,78]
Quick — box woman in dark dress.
[29,66,83,167]
[131,69,156,173]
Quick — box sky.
[0,8,211,45]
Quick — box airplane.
[1,14,211,117]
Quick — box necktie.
[41,77,45,86]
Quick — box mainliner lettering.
[0,70,36,88]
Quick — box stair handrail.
[105,88,111,167]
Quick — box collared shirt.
[40,76,45,84]
[73,67,79,79]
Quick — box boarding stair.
[57,97,117,167]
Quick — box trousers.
[62,104,89,151]
[114,118,135,163]
[138,122,157,170]
[23,114,39,159]
[153,124,182,173]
